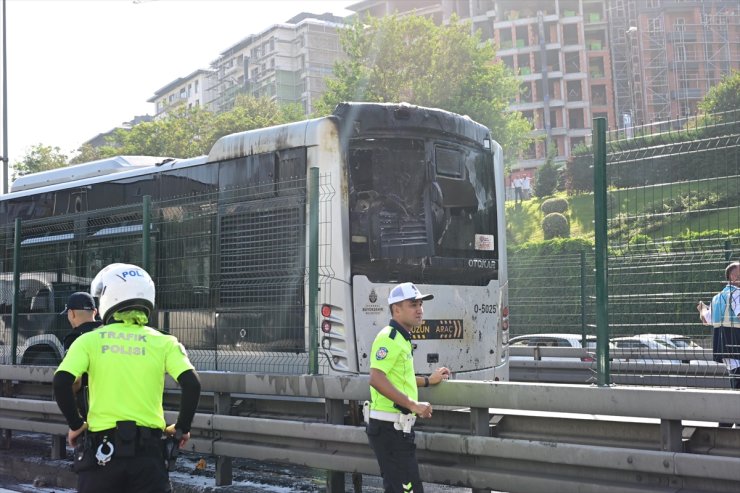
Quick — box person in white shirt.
[698,261,740,427]
[513,177,523,204]
[522,175,531,200]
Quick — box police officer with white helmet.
[54,263,201,493]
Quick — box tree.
[315,14,531,157]
[87,95,305,160]
[534,142,558,198]
[699,70,739,116]
[13,144,68,178]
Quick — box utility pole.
[2,0,8,194]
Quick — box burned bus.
[0,102,509,379]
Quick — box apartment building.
[206,12,344,115]
[349,0,614,173]
[148,69,214,120]
[349,0,738,175]
[608,0,739,127]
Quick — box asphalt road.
[0,432,474,493]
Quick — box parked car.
[508,333,601,362]
[637,333,717,366]
[610,335,681,364]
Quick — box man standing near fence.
[62,292,102,351]
[365,282,450,493]
[698,261,740,426]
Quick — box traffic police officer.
[366,282,450,493]
[53,263,201,493]
[61,291,102,351]
[60,291,103,420]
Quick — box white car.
[637,333,717,366]
[508,333,601,362]
[611,335,681,364]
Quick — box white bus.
[0,102,509,380]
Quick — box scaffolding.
[609,0,738,127]
[607,0,644,127]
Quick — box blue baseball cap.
[60,292,96,314]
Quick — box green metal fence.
[0,173,334,375]
[509,109,740,388]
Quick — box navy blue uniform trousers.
[366,419,424,493]
[77,441,170,493]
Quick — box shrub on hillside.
[541,197,569,215]
[542,212,570,240]
[565,145,593,194]
[534,159,559,198]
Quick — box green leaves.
[316,14,531,157]
[16,95,304,176]
[699,70,739,116]
[13,144,68,178]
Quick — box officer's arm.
[174,369,201,433]
[53,371,85,431]
[369,368,427,416]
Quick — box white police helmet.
[90,263,155,323]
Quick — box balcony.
[668,31,697,42]
[671,88,703,100]
[584,12,604,24]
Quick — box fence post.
[724,240,732,262]
[11,217,20,365]
[325,398,345,493]
[142,195,151,274]
[214,392,233,486]
[580,250,586,346]
[308,168,319,375]
[470,407,490,493]
[593,117,610,386]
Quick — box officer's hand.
[411,401,433,419]
[165,424,191,448]
[68,421,88,447]
[429,367,451,385]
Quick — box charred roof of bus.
[332,102,492,146]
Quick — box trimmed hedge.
[542,213,569,239]
[541,197,569,215]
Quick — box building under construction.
[608,0,739,128]
[349,0,739,174]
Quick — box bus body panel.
[352,275,502,379]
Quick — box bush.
[542,212,570,240]
[541,197,569,215]
[534,159,559,198]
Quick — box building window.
[565,52,580,73]
[563,24,579,45]
[648,18,663,33]
[195,80,199,93]
[591,85,607,105]
[674,18,685,32]
[676,45,685,61]
[567,80,582,101]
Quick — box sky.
[1,0,355,188]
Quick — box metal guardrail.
[1,365,740,493]
[509,347,730,387]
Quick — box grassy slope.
[506,176,740,246]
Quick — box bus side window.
[30,287,51,313]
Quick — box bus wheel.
[23,350,59,366]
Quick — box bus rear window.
[436,146,462,178]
